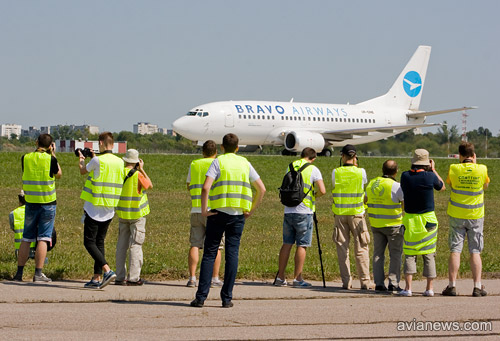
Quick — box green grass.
[1,152,499,281]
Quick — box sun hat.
[412,149,430,166]
[123,149,140,163]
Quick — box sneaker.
[84,279,100,288]
[472,286,487,297]
[399,290,412,297]
[186,279,197,287]
[293,279,312,287]
[115,280,127,286]
[441,285,457,296]
[375,285,388,292]
[190,298,204,307]
[126,278,144,286]
[274,278,287,287]
[423,290,434,297]
[99,270,116,289]
[33,273,52,283]
[222,300,233,308]
[388,284,403,292]
[211,279,223,287]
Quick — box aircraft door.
[222,106,234,128]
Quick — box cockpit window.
[197,112,202,117]
[187,111,197,116]
[202,112,209,117]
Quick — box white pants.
[116,217,146,282]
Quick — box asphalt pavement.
[0,278,499,340]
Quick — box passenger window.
[239,115,241,119]
[257,115,260,119]
[253,115,256,119]
[373,119,376,123]
[308,117,311,121]
[243,115,246,119]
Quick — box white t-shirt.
[83,156,115,222]
[284,164,323,215]
[390,181,404,203]
[205,157,260,215]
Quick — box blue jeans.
[196,211,245,303]
[283,213,313,246]
[22,203,56,243]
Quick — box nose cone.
[172,116,195,141]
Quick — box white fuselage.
[172,100,423,147]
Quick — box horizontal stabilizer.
[406,106,477,119]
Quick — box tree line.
[0,123,496,157]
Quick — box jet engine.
[284,131,325,153]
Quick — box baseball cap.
[341,144,356,155]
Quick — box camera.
[74,147,93,158]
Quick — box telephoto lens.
[74,148,93,158]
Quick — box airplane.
[172,46,476,156]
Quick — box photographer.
[14,133,61,282]
[115,149,153,286]
[78,132,125,289]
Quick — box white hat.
[123,149,140,163]
[412,149,430,166]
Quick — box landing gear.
[281,149,297,156]
[319,148,333,157]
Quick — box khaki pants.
[333,215,371,287]
[116,217,146,282]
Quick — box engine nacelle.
[284,131,325,153]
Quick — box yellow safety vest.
[80,153,125,207]
[22,152,56,204]
[189,158,214,208]
[402,211,438,255]
[290,159,316,211]
[332,166,365,215]
[447,163,488,219]
[116,169,150,219]
[366,177,402,228]
[209,153,253,211]
[12,206,35,250]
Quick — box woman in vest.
[400,149,445,297]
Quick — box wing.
[406,106,477,119]
[320,123,440,142]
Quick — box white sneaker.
[33,273,52,283]
[423,290,434,297]
[399,290,412,297]
[274,277,287,287]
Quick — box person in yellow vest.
[191,133,266,308]
[115,149,153,286]
[10,191,36,259]
[186,140,224,288]
[275,147,326,287]
[14,133,61,282]
[442,142,490,297]
[365,160,404,292]
[332,144,373,290]
[400,149,445,297]
[78,132,125,289]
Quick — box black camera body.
[74,147,93,158]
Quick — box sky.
[1,1,499,135]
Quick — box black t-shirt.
[400,170,443,214]
[21,154,59,178]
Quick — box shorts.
[190,213,224,249]
[283,213,313,247]
[448,216,484,254]
[22,203,56,243]
[404,253,436,278]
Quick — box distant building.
[134,122,158,135]
[40,126,50,134]
[56,140,127,154]
[1,124,22,139]
[21,126,41,138]
[50,124,99,136]
[158,127,177,136]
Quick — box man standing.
[332,144,373,290]
[191,133,266,308]
[275,147,325,287]
[442,142,489,297]
[186,140,223,288]
[115,149,153,286]
[14,133,61,282]
[365,160,404,292]
[79,132,125,289]
[400,149,445,297]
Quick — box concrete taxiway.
[0,278,499,340]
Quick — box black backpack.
[279,162,312,207]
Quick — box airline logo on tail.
[403,71,422,97]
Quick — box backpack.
[279,162,312,207]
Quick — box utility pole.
[461,110,468,142]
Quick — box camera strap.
[123,168,137,184]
